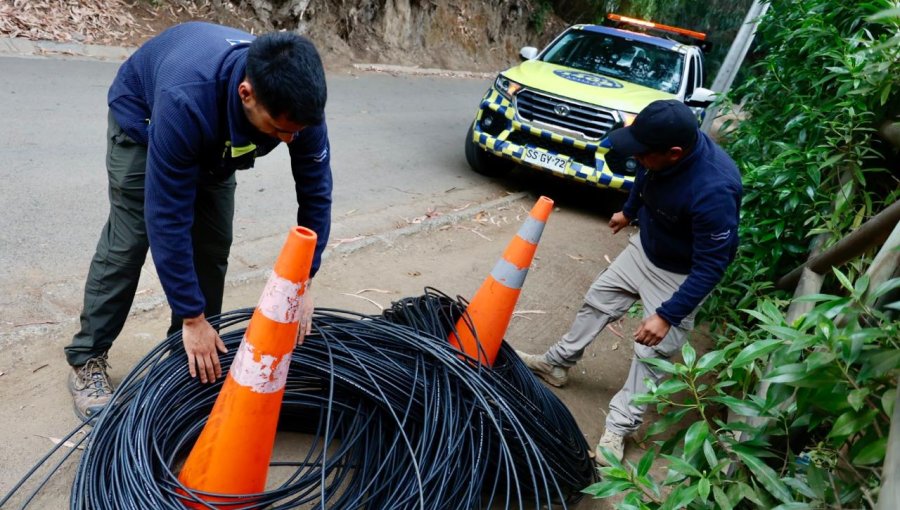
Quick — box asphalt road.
[0,55,512,340]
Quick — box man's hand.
[297,285,314,347]
[634,313,671,347]
[182,314,227,383]
[608,211,630,234]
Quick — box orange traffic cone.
[449,196,553,366]
[178,226,317,508]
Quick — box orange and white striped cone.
[178,226,317,508]
[449,196,553,366]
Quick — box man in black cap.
[516,99,742,465]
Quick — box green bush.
[585,1,900,508]
[585,271,900,508]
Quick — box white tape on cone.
[257,272,306,324]
[229,339,291,393]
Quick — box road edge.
[1,191,531,346]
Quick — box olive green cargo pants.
[64,112,235,367]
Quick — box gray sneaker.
[594,429,626,466]
[515,350,569,387]
[68,355,113,421]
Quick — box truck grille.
[515,90,618,140]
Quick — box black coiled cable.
[1,289,595,509]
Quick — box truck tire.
[464,123,513,177]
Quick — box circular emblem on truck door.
[554,103,571,117]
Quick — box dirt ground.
[0,192,699,508]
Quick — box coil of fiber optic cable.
[1,289,595,509]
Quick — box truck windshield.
[542,30,684,94]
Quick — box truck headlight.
[618,111,637,127]
[494,75,522,100]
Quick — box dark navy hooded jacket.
[108,22,332,318]
[621,130,742,326]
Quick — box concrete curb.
[0,37,134,61]
[0,192,532,346]
[0,38,492,83]
[352,63,494,80]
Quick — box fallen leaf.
[330,235,367,247]
[611,342,619,350]
[32,364,49,373]
[38,435,84,450]
[341,293,384,311]
[567,254,586,262]
[607,321,625,340]
[604,255,612,264]
[353,288,393,295]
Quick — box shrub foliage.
[584,0,900,508]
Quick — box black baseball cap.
[607,99,699,156]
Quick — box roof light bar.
[607,13,707,41]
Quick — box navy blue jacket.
[108,22,332,318]
[621,131,742,326]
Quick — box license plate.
[522,147,567,172]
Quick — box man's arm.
[145,91,226,382]
[621,166,647,222]
[656,187,740,327]
[287,122,332,343]
[288,122,332,277]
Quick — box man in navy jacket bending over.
[64,23,333,420]
[516,100,742,465]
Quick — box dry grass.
[0,0,220,46]
[0,0,137,44]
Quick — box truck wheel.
[465,123,513,177]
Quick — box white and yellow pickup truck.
[465,14,716,192]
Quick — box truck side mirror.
[685,87,716,108]
[519,46,538,61]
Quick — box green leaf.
[713,486,733,510]
[847,388,870,412]
[852,437,887,465]
[682,343,696,368]
[871,277,900,300]
[702,439,718,469]
[832,267,854,293]
[709,396,760,417]
[646,411,690,437]
[734,449,794,503]
[582,479,633,498]
[763,363,808,383]
[882,388,896,416]
[637,448,656,477]
[871,350,900,377]
[853,273,870,297]
[783,476,816,499]
[655,379,690,397]
[640,357,679,375]
[868,7,900,20]
[731,340,784,369]
[661,484,700,510]
[684,421,709,456]
[735,481,766,507]
[661,454,702,478]
[827,409,878,439]
[696,350,727,374]
[698,477,711,501]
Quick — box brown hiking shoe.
[68,356,113,421]
[515,350,569,387]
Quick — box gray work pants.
[64,111,236,367]
[544,235,700,436]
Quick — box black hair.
[246,32,327,125]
